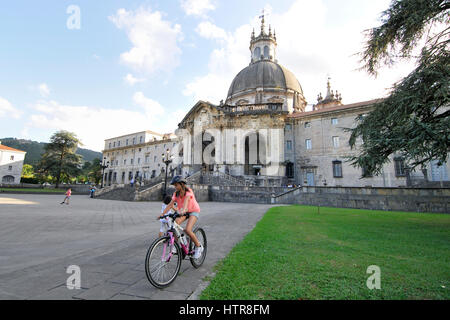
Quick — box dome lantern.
[250,12,277,63]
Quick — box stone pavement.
[0,194,278,300]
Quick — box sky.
[0,0,417,152]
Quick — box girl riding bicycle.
[160,175,203,259]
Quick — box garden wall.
[272,186,450,213]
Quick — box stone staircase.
[199,171,249,186]
[95,171,203,201]
[95,184,136,201]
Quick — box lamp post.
[100,157,109,188]
[162,149,173,197]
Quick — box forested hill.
[0,137,102,165]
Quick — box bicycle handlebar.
[157,211,186,221]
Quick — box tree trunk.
[55,150,65,189]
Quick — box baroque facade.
[175,18,449,188]
[103,18,449,188]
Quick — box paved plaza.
[0,194,277,300]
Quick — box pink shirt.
[172,190,200,213]
[66,190,71,196]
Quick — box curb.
[187,271,216,300]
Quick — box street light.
[100,157,109,188]
[162,149,174,197]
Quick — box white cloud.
[133,91,165,117]
[25,94,187,151]
[195,21,228,41]
[109,7,183,75]
[184,0,416,106]
[181,0,216,17]
[0,97,22,119]
[124,73,146,86]
[38,83,50,97]
[183,20,253,104]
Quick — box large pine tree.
[38,131,83,188]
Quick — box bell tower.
[249,11,277,64]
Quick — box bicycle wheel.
[190,227,207,268]
[145,236,182,288]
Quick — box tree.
[88,158,103,185]
[347,0,450,177]
[21,164,34,178]
[38,131,83,188]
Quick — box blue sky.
[0,0,416,151]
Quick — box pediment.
[178,100,222,128]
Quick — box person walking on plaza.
[130,177,134,188]
[90,186,96,198]
[60,188,72,205]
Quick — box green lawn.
[201,205,450,300]
[0,188,66,193]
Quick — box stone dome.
[226,60,303,101]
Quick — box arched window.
[254,47,261,60]
[263,46,269,59]
[2,175,14,183]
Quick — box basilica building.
[174,18,449,188]
[103,18,448,189]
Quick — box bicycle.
[145,212,207,289]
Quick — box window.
[331,118,338,125]
[109,142,111,148]
[132,137,136,145]
[286,162,294,178]
[124,159,126,165]
[118,141,121,147]
[254,47,261,60]
[10,155,14,161]
[113,142,116,147]
[2,175,14,183]
[286,140,292,151]
[394,157,406,177]
[126,139,128,146]
[140,136,143,143]
[115,160,118,165]
[285,124,292,130]
[304,122,311,128]
[145,155,149,163]
[332,136,340,148]
[154,156,157,162]
[305,139,312,150]
[137,158,140,164]
[332,160,343,178]
[8,165,12,171]
[362,166,373,178]
[131,159,134,165]
[139,148,141,152]
[263,45,269,59]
